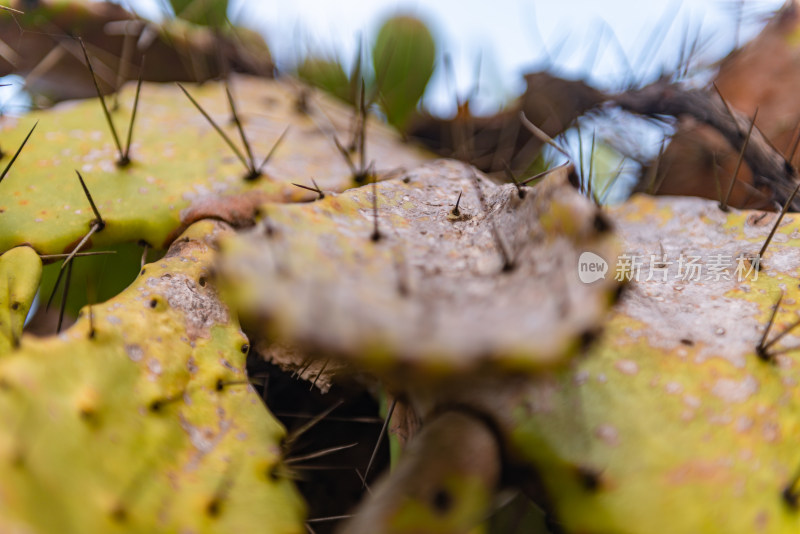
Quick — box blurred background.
[120,0,783,114]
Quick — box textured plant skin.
[0,246,41,354]
[0,220,304,533]
[344,412,499,534]
[426,194,800,534]
[0,74,429,256]
[219,161,620,382]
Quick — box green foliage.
[169,0,228,27]
[372,15,436,131]
[297,57,353,104]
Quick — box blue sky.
[122,0,785,114]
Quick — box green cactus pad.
[0,246,41,354]
[496,195,800,534]
[372,15,436,132]
[219,161,620,381]
[0,74,430,256]
[0,220,304,533]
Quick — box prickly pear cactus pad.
[0,220,304,533]
[219,160,620,379]
[497,194,800,534]
[0,246,41,354]
[0,73,430,255]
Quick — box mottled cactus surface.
[219,162,620,381]
[490,195,800,534]
[0,221,305,533]
[0,74,429,255]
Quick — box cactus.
[0,73,429,256]
[372,15,436,132]
[5,2,800,533]
[0,220,305,533]
[218,160,622,532]
[470,194,800,534]
[218,161,620,380]
[0,246,41,353]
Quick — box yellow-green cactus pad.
[0,220,304,533]
[219,160,620,381]
[0,246,41,354]
[0,73,430,255]
[481,194,800,534]
[344,411,500,534]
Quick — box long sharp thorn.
[0,5,24,14]
[721,108,758,211]
[286,442,358,464]
[177,83,250,173]
[520,111,571,160]
[757,291,784,361]
[587,131,596,200]
[713,83,737,123]
[713,154,722,205]
[140,243,149,268]
[57,260,74,334]
[46,262,66,312]
[370,176,381,242]
[291,181,324,199]
[75,170,105,230]
[122,55,146,164]
[285,400,344,448]
[306,515,353,524]
[79,38,124,161]
[225,82,256,175]
[520,161,570,186]
[362,398,396,486]
[577,121,585,193]
[257,126,290,173]
[756,181,800,268]
[359,78,367,175]
[39,251,115,261]
[331,131,358,176]
[503,161,524,198]
[762,315,800,353]
[60,224,101,272]
[310,359,329,391]
[451,190,463,217]
[311,178,324,199]
[789,123,800,166]
[0,121,37,184]
[471,170,514,271]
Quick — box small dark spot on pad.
[432,488,452,514]
[680,339,694,346]
[577,466,602,491]
[206,498,222,517]
[593,213,612,233]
